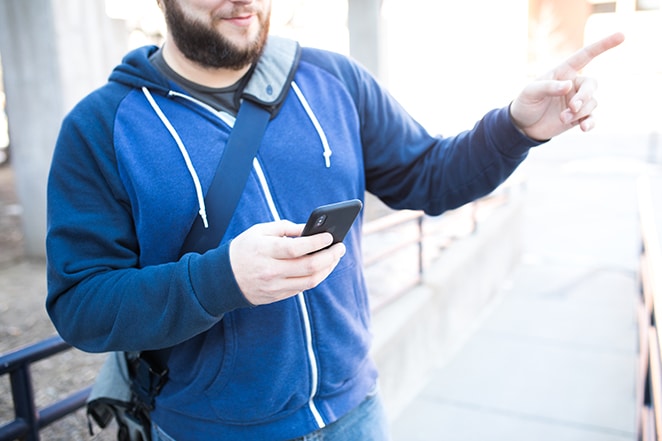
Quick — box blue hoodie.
[46,36,542,440]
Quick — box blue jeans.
[151,391,391,441]
[292,391,390,441]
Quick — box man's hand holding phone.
[229,200,362,306]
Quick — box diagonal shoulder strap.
[180,100,270,255]
[180,36,300,256]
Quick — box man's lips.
[224,13,255,27]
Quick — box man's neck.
[161,41,251,88]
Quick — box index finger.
[562,32,625,74]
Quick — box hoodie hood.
[108,37,301,117]
[109,45,170,94]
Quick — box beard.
[162,0,270,70]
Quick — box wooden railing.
[363,186,513,312]
[636,174,662,440]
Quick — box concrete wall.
[372,188,525,419]
[0,0,127,257]
[348,0,385,78]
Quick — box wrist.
[508,102,549,143]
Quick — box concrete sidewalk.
[391,132,661,441]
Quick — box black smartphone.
[301,199,363,246]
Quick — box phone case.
[301,199,363,244]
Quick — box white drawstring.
[142,87,209,229]
[291,82,332,168]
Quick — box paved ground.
[391,130,661,441]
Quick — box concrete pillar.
[348,0,384,79]
[0,0,127,257]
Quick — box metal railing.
[364,209,425,312]
[636,175,662,441]
[0,336,91,441]
[363,188,512,312]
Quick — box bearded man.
[46,1,623,439]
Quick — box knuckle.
[281,239,301,259]
[302,275,321,291]
[261,266,280,283]
[302,257,320,274]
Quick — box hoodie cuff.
[187,242,254,317]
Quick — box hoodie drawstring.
[142,87,209,229]
[291,82,332,168]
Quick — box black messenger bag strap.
[181,35,302,255]
[180,99,270,255]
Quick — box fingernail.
[560,80,572,92]
[582,120,594,132]
[572,100,583,112]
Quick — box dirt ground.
[0,164,116,440]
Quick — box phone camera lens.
[315,215,327,227]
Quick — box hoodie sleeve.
[302,49,544,214]
[46,89,251,354]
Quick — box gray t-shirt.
[150,48,244,115]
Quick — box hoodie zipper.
[253,159,326,429]
[145,87,327,429]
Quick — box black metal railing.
[0,336,91,441]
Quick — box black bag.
[86,352,151,441]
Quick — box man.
[45,0,624,440]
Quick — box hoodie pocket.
[205,297,312,424]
